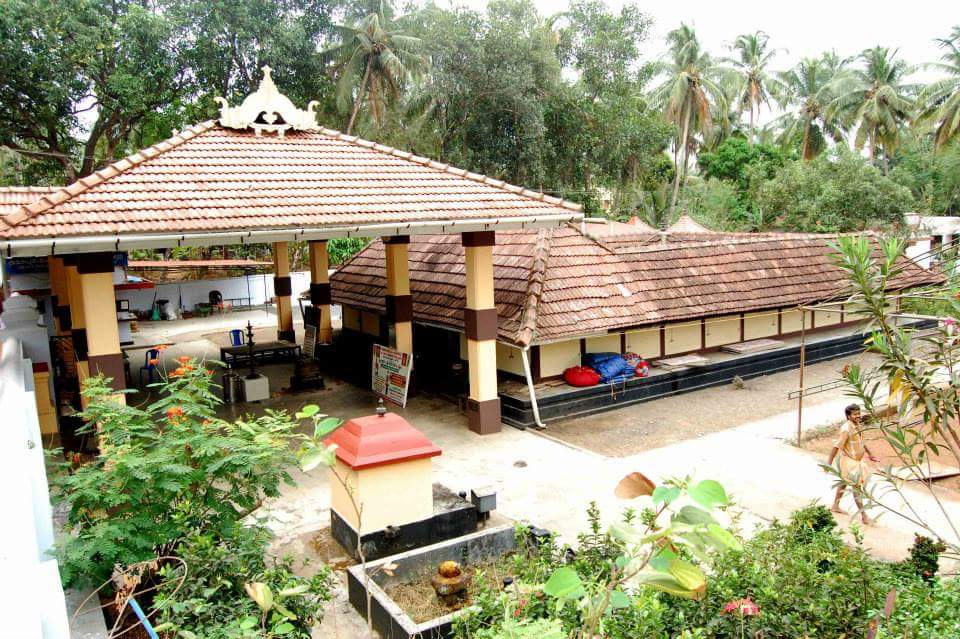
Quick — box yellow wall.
[814,309,842,328]
[342,305,361,331]
[360,310,381,336]
[330,458,434,534]
[34,371,57,436]
[704,316,740,348]
[842,304,869,322]
[585,333,621,354]
[780,308,813,334]
[665,321,701,355]
[625,327,660,358]
[539,340,581,377]
[744,311,778,340]
[496,342,525,376]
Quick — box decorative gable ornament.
[215,65,319,137]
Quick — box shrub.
[788,503,837,542]
[152,527,332,639]
[662,520,896,638]
[53,365,300,586]
[904,534,947,583]
[52,362,332,636]
[883,577,960,638]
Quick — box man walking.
[827,404,879,525]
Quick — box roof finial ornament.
[215,65,319,137]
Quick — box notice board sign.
[372,343,412,407]
[302,325,317,358]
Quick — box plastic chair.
[229,329,245,347]
[140,348,160,387]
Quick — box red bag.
[635,360,650,378]
[564,366,601,387]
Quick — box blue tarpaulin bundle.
[582,352,635,384]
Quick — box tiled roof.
[667,214,713,233]
[0,123,581,241]
[0,187,58,216]
[330,226,942,346]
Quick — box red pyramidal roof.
[325,411,441,470]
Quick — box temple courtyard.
[120,313,960,637]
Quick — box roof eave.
[1,213,582,258]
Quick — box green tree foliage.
[920,26,960,149]
[757,151,912,232]
[728,31,777,142]
[771,54,848,160]
[323,0,425,134]
[0,0,337,183]
[830,46,918,172]
[890,138,960,215]
[650,24,729,214]
[0,0,184,182]
[698,137,788,200]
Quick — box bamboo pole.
[797,307,807,447]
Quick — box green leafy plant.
[152,527,332,639]
[904,534,947,583]
[52,361,335,637]
[53,363,301,586]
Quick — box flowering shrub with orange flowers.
[52,359,333,637]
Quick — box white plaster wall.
[116,270,312,315]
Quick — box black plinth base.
[331,484,479,561]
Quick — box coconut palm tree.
[770,54,848,159]
[830,46,918,172]
[919,26,960,149]
[650,24,729,216]
[323,1,425,134]
[728,31,777,142]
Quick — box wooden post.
[462,231,501,434]
[384,236,413,353]
[308,240,333,344]
[797,306,807,447]
[272,242,295,342]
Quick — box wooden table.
[220,341,301,368]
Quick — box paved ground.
[128,316,960,638]
[546,350,880,456]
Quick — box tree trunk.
[668,98,691,220]
[801,122,812,160]
[346,58,373,135]
[749,106,755,145]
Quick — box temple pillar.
[384,236,413,353]
[462,231,500,434]
[64,260,87,388]
[47,256,68,334]
[78,253,125,399]
[273,242,295,342]
[308,240,333,345]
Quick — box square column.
[65,253,126,403]
[64,260,87,386]
[462,231,501,434]
[272,242,295,342]
[47,256,69,334]
[384,236,413,353]
[308,240,333,344]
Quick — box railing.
[0,335,70,637]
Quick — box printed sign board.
[302,325,316,358]
[372,343,412,407]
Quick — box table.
[220,340,302,368]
